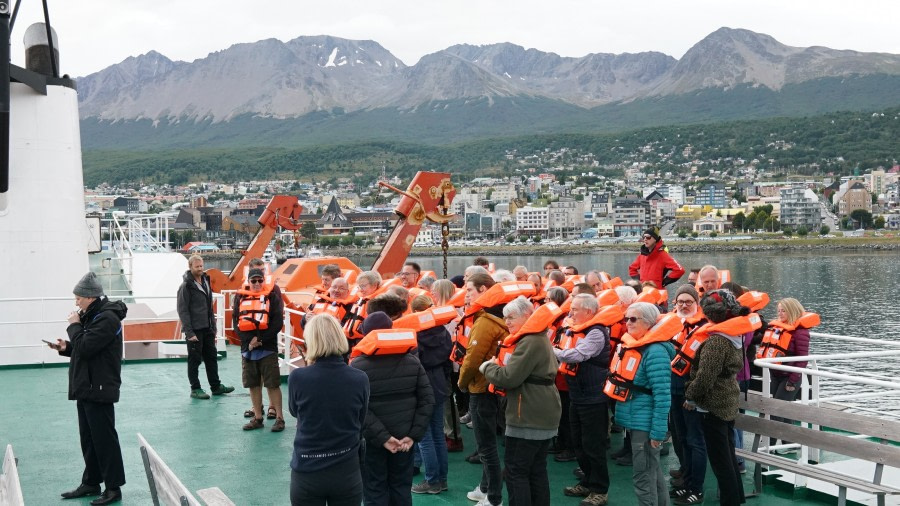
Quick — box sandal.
[243,418,264,431]
[267,406,277,420]
[271,418,286,432]
[244,406,262,418]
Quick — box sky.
[9,0,900,78]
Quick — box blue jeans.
[504,436,551,506]
[470,393,502,506]
[419,394,448,484]
[670,394,707,493]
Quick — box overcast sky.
[9,0,900,78]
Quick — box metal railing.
[104,214,174,293]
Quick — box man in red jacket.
[628,228,685,289]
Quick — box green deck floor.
[2,347,825,505]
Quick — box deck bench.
[735,393,900,506]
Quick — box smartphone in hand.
[42,339,60,350]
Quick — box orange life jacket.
[450,281,536,364]
[393,305,459,332]
[560,275,585,293]
[235,267,276,332]
[671,311,707,352]
[556,305,624,377]
[350,329,418,359]
[599,272,624,291]
[309,294,355,323]
[635,287,667,306]
[343,281,396,338]
[596,289,620,307]
[489,302,563,396]
[756,312,820,360]
[448,287,467,308]
[737,290,770,312]
[671,313,762,376]
[603,314,683,402]
[450,313,475,364]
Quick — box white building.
[780,184,821,228]
[548,198,585,239]
[516,206,549,237]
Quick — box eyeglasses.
[249,279,264,284]
[624,316,641,324]
[675,299,695,306]
[642,235,654,240]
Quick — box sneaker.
[554,449,577,462]
[242,418,264,430]
[465,451,481,464]
[190,389,210,399]
[447,437,465,453]
[210,384,234,395]
[580,493,608,506]
[460,413,472,424]
[670,487,690,499]
[467,485,487,502]
[466,421,474,429]
[564,484,591,497]
[674,491,704,504]
[411,480,441,494]
[271,418,285,432]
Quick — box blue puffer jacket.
[615,341,675,441]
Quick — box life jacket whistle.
[350,329,418,359]
[756,312,820,360]
[671,313,762,376]
[603,313,682,402]
[557,305,624,377]
[489,303,562,396]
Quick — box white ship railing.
[754,330,900,489]
[105,214,174,293]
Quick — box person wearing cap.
[52,272,128,505]
[233,264,285,432]
[351,312,435,501]
[628,227,685,290]
[177,254,234,400]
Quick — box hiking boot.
[210,384,234,395]
[580,493,608,506]
[563,483,591,497]
[467,485,487,502]
[410,480,442,494]
[271,418,286,432]
[674,491,704,504]
[190,389,210,399]
[554,449,577,462]
[242,418,264,430]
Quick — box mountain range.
[76,27,900,150]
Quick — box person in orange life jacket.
[482,296,561,506]
[697,265,721,295]
[492,269,517,282]
[572,283,595,297]
[314,263,343,296]
[564,265,579,276]
[177,254,234,400]
[473,256,491,269]
[411,294,434,312]
[233,267,286,432]
[54,272,127,505]
[543,260,560,276]
[628,227,685,289]
[611,302,675,506]
[409,298,455,494]
[607,284,640,462]
[763,297,812,450]
[668,285,709,504]
[345,270,383,343]
[288,314,369,506]
[398,261,422,289]
[584,271,605,295]
[458,273,508,506]
[542,286,575,462]
[430,279,467,453]
[684,290,749,506]
[547,269,566,287]
[418,275,436,291]
[513,265,529,282]
[554,294,612,506]
[349,312,435,502]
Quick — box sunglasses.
[624,316,641,324]
[249,278,265,284]
[642,235,654,240]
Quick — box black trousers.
[362,441,415,506]
[77,400,125,488]
[187,328,221,390]
[504,436,551,506]
[291,457,363,506]
[701,413,745,506]
[557,389,573,451]
[570,402,609,493]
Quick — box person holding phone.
[50,272,128,505]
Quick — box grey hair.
[465,265,489,277]
[513,265,528,276]
[628,302,660,327]
[357,270,382,287]
[546,286,569,306]
[572,293,598,313]
[418,276,436,289]
[614,285,638,306]
[502,296,534,319]
[492,269,516,282]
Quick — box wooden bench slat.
[740,393,900,442]
[735,414,900,468]
[196,487,235,506]
[734,449,900,494]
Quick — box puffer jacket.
[416,325,453,400]
[458,308,507,394]
[614,341,675,441]
[176,271,216,337]
[351,353,435,447]
[60,297,128,403]
[482,332,561,432]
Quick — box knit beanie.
[643,227,661,241]
[674,284,700,304]
[73,272,104,298]
[360,311,393,335]
[700,289,749,324]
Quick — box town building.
[779,184,822,229]
[516,206,549,238]
[613,197,650,237]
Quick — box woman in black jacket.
[351,312,435,505]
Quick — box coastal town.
[84,146,900,252]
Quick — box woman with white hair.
[482,296,562,506]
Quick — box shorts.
[242,353,281,388]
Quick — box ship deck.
[3,349,829,505]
